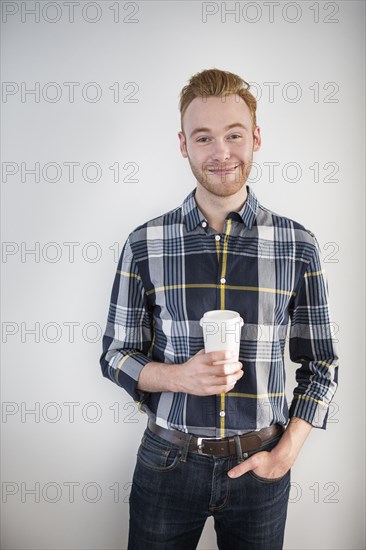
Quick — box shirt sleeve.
[288,235,339,429]
[99,236,153,403]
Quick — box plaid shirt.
[100,186,338,437]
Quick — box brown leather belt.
[147,419,285,457]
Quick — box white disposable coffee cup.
[199,310,244,359]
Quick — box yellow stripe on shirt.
[117,270,142,281]
[115,352,138,385]
[304,270,325,278]
[146,284,295,297]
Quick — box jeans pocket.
[246,434,290,483]
[247,469,290,484]
[136,431,181,472]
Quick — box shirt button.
[201,221,207,228]
[220,277,226,284]
[215,235,221,241]
[219,411,225,417]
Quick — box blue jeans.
[128,426,291,550]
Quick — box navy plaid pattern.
[100,186,338,437]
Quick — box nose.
[211,139,230,163]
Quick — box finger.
[206,350,236,363]
[213,380,240,394]
[210,362,243,375]
[227,459,254,478]
[227,449,267,478]
[226,369,244,385]
[210,378,238,392]
[214,385,235,394]
[210,369,244,386]
[212,358,241,366]
[223,362,243,374]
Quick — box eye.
[228,134,241,140]
[196,137,210,143]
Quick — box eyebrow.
[189,123,248,138]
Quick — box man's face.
[178,94,261,198]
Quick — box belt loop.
[179,433,192,463]
[234,435,244,464]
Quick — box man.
[100,68,338,550]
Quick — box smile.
[207,164,240,174]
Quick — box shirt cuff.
[289,395,329,429]
[114,352,152,403]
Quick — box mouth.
[207,164,240,175]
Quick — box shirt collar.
[182,185,259,232]
[236,185,259,229]
[182,189,206,232]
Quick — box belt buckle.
[196,436,221,455]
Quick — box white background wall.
[1,1,365,548]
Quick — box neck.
[195,185,248,233]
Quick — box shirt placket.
[215,218,232,438]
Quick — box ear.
[178,131,188,158]
[253,126,261,152]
